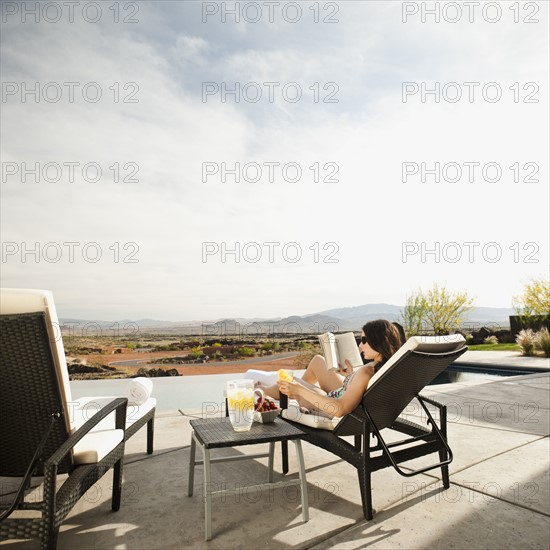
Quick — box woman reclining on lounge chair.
[262,320,401,418]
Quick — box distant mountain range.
[60,303,515,335]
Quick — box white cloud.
[1,1,548,320]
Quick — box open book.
[318,332,363,372]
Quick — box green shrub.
[237,347,255,357]
[534,327,550,357]
[483,335,499,345]
[516,329,535,356]
[189,345,204,360]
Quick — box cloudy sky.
[1,0,548,321]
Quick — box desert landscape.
[64,334,318,380]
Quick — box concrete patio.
[3,360,549,549]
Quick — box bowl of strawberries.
[253,396,282,424]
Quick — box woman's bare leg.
[301,355,344,393]
[262,378,325,400]
[261,355,343,399]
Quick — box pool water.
[71,373,241,412]
[430,366,528,385]
[70,367,532,412]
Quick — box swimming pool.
[70,373,244,412]
[70,366,538,412]
[430,364,537,385]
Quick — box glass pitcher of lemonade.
[226,379,265,432]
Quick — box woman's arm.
[278,366,375,418]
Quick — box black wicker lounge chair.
[0,288,156,454]
[0,311,127,550]
[281,334,467,520]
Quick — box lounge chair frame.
[0,312,128,550]
[283,345,467,519]
[0,287,156,455]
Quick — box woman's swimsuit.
[326,361,383,399]
[326,371,355,399]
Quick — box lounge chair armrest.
[419,395,446,411]
[45,397,128,468]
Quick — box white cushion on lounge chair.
[0,288,73,430]
[1,288,156,463]
[72,396,157,431]
[73,429,124,465]
[368,334,466,389]
[244,369,278,386]
[281,404,341,431]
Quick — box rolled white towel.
[244,369,278,387]
[126,377,153,405]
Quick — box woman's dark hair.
[362,320,402,370]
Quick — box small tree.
[424,284,474,334]
[401,292,427,337]
[401,284,474,335]
[513,278,550,319]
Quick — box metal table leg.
[293,439,309,522]
[187,424,309,540]
[268,441,275,483]
[203,446,212,541]
[187,431,196,497]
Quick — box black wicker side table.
[187,417,309,540]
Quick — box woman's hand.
[277,380,301,400]
[337,359,354,375]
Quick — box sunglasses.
[360,336,368,345]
